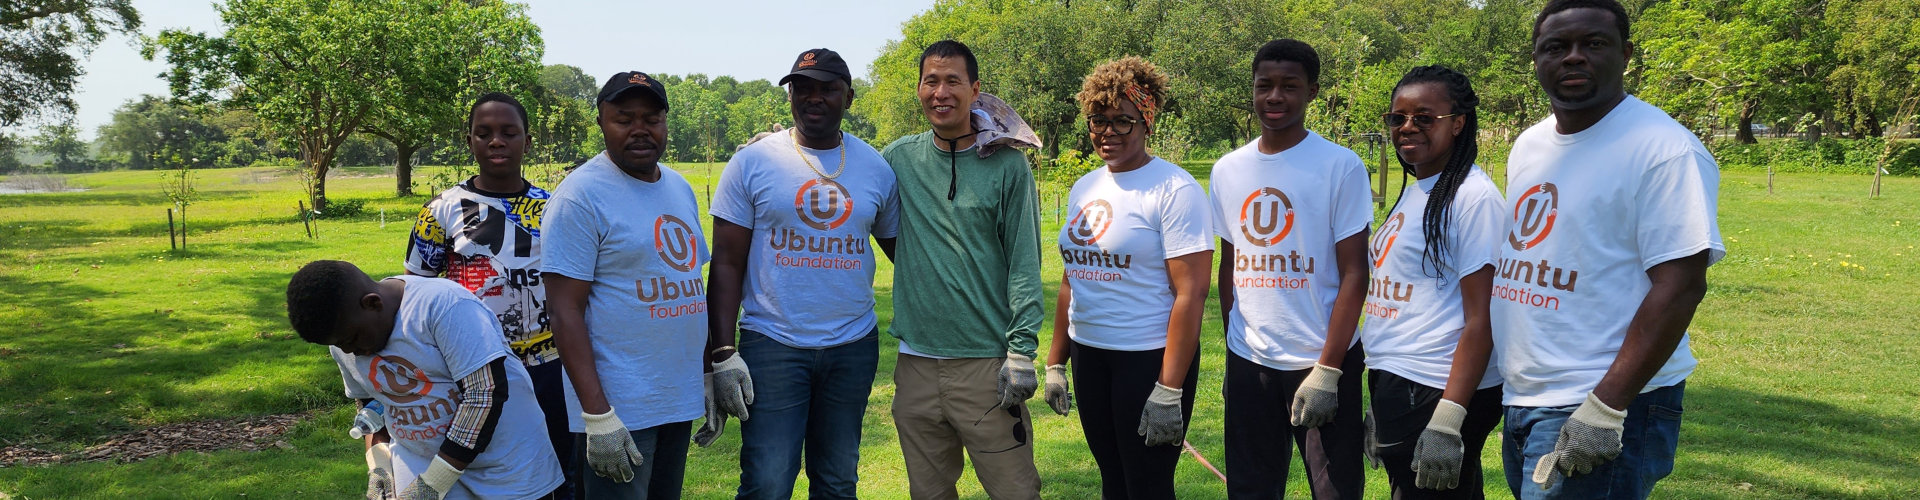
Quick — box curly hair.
[1075,56,1169,124]
[285,260,369,345]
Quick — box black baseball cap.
[598,71,670,111]
[777,48,852,85]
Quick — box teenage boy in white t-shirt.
[1208,39,1373,499]
[1496,1,1724,499]
[543,72,710,499]
[704,48,899,499]
[287,260,563,500]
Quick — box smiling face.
[1253,60,1318,136]
[1088,99,1150,170]
[467,101,528,179]
[596,94,668,175]
[1389,82,1462,175]
[917,55,980,136]
[1533,7,1632,113]
[789,77,851,144]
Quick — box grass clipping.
[0,411,313,467]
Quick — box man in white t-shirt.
[1209,39,1374,499]
[1495,1,1724,498]
[704,48,899,499]
[543,71,709,499]
[287,260,563,500]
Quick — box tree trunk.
[394,142,418,197]
[302,138,335,212]
[1736,99,1758,144]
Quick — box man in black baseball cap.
[592,71,671,181]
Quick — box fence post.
[299,200,314,239]
[167,209,177,251]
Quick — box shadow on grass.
[1672,383,1920,498]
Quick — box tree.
[31,120,89,172]
[530,64,598,166]
[96,95,227,170]
[0,0,140,126]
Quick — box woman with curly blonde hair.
[1041,56,1213,498]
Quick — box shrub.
[1707,137,1918,176]
[313,198,367,219]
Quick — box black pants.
[1369,370,1503,500]
[1224,345,1366,499]
[528,360,577,500]
[1071,341,1200,500]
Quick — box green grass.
[1,163,1917,498]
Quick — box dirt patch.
[0,411,315,467]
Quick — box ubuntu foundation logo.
[654,214,700,272]
[1065,199,1114,246]
[1371,212,1405,268]
[1238,187,1295,247]
[799,52,819,68]
[794,179,855,231]
[1509,182,1559,251]
[367,355,433,404]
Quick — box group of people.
[280,0,1724,499]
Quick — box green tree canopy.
[0,0,140,126]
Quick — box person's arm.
[876,237,896,262]
[705,219,752,365]
[1217,238,1236,337]
[1046,276,1073,367]
[435,357,510,470]
[1159,252,1212,389]
[999,165,1044,357]
[1316,230,1370,365]
[1440,266,1495,405]
[547,274,610,414]
[1590,251,1711,408]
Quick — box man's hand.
[692,377,730,447]
[710,354,754,420]
[1533,393,1627,490]
[397,455,461,500]
[997,352,1038,409]
[582,410,644,483]
[1362,408,1383,469]
[1289,363,1342,428]
[1413,400,1469,490]
[1043,364,1072,416]
[1137,383,1185,447]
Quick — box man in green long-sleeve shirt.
[881,40,1045,500]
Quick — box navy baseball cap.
[777,48,852,85]
[598,71,670,110]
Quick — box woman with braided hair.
[1359,65,1508,498]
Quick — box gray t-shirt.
[332,275,562,500]
[710,131,899,348]
[541,153,707,431]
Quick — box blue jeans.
[1502,382,1685,500]
[735,328,878,500]
[572,420,690,500]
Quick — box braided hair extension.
[1387,65,1480,279]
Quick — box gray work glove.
[1137,383,1186,447]
[397,455,461,500]
[1289,363,1342,428]
[1413,399,1469,490]
[582,409,644,483]
[1533,393,1627,490]
[1362,408,1383,469]
[996,352,1038,410]
[710,354,755,420]
[365,442,394,500]
[692,376,730,447]
[1043,364,1072,416]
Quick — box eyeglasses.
[1087,115,1142,136]
[1382,112,1461,129]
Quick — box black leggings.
[1368,370,1503,500]
[1223,345,1368,500]
[1070,341,1201,500]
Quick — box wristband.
[419,455,463,497]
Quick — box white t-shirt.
[331,275,563,500]
[1494,95,1726,407]
[1359,166,1506,390]
[710,131,899,348]
[1208,132,1374,370]
[542,153,708,431]
[1058,157,1213,351]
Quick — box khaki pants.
[891,353,1041,500]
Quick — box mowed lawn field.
[0,162,1915,499]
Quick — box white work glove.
[1413,399,1469,490]
[996,352,1038,410]
[1137,383,1186,447]
[710,353,755,420]
[582,409,644,482]
[1290,363,1342,428]
[364,444,394,500]
[397,455,461,500]
[692,375,730,447]
[1043,364,1072,416]
[1362,408,1383,469]
[1533,393,1627,490]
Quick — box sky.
[46,0,935,140]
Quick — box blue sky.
[51,0,934,139]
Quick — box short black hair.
[286,260,367,345]
[469,91,530,130]
[919,40,979,82]
[1253,39,1320,84]
[1533,0,1631,43]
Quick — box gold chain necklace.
[790,129,846,180]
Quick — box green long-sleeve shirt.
[880,131,1043,358]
